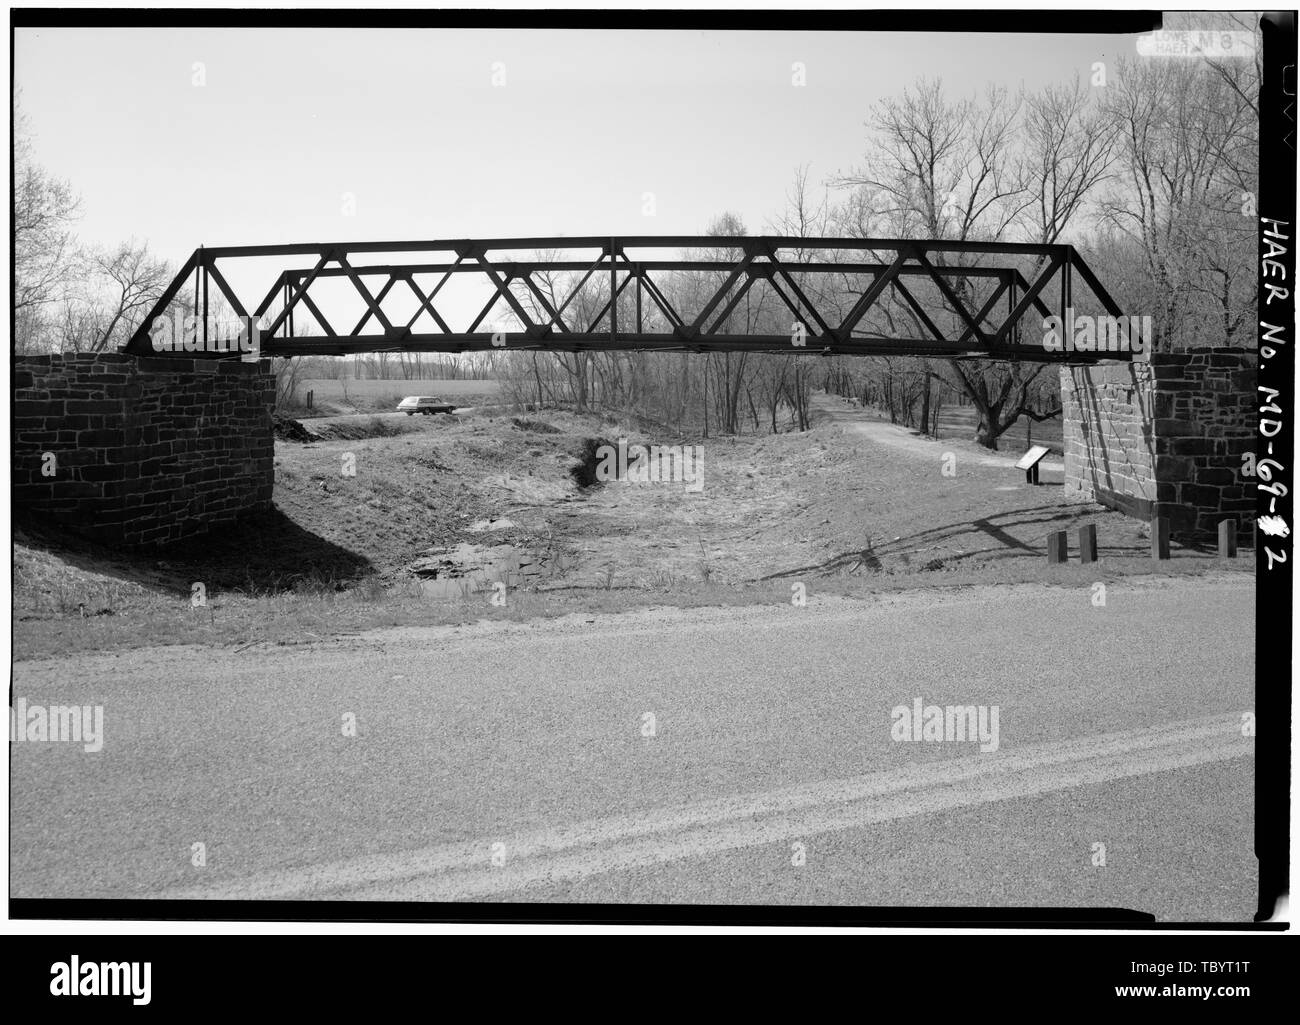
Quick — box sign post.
[1016,444,1052,485]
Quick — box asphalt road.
[10,573,1256,919]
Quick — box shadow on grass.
[15,506,374,597]
[756,505,1112,581]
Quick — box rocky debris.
[273,415,321,442]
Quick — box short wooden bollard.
[1151,516,1170,561]
[1079,524,1097,564]
[1219,519,1237,558]
[1047,530,1068,565]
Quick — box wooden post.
[1151,516,1170,560]
[1079,524,1097,564]
[1026,462,1040,485]
[1218,519,1237,558]
[1048,530,1068,565]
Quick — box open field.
[295,377,502,414]
[13,392,1250,659]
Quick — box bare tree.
[1097,18,1258,349]
[837,79,1030,241]
[64,241,172,352]
[832,79,1058,449]
[273,356,309,412]
[933,76,1120,446]
[13,102,81,349]
[508,256,604,411]
[1022,75,1118,245]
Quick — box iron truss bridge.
[124,236,1135,363]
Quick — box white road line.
[159,713,1252,902]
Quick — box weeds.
[358,575,386,602]
[292,567,342,596]
[696,536,713,583]
[364,416,404,438]
[647,569,681,592]
[511,417,561,435]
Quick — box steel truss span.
[124,236,1134,364]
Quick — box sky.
[15,25,1143,272]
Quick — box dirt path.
[814,394,1065,473]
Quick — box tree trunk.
[702,357,710,438]
[974,408,999,450]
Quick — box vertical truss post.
[609,239,617,343]
[1060,253,1072,341]
[200,246,208,348]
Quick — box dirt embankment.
[13,395,1250,658]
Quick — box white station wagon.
[397,396,457,416]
